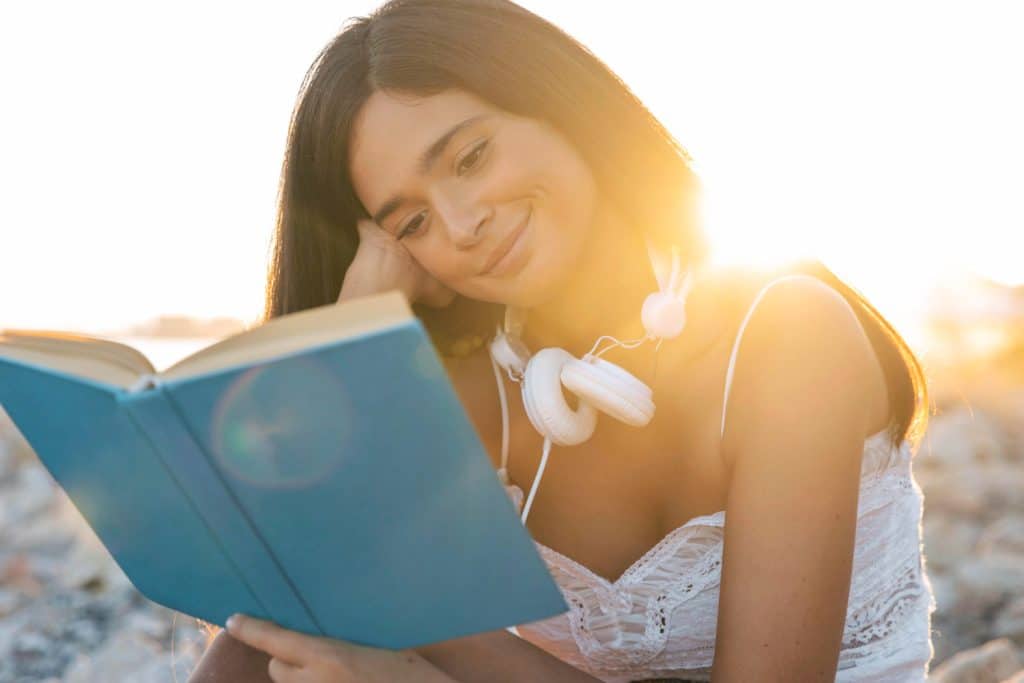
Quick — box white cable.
[489,349,512,481]
[489,344,551,525]
[520,436,551,525]
[586,332,652,360]
[490,348,524,639]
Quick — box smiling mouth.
[481,207,531,276]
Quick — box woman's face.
[348,88,598,308]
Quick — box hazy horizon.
[2,2,1020,353]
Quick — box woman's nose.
[431,187,490,248]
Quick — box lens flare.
[209,357,356,490]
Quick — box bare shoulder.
[715,269,889,470]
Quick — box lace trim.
[510,438,931,678]
[573,547,726,668]
[856,466,915,519]
[640,551,723,656]
[559,550,932,679]
[843,553,926,649]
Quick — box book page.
[0,331,152,388]
[0,291,414,390]
[159,290,413,382]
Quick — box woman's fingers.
[268,656,302,682]
[226,614,321,666]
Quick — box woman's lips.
[481,208,531,277]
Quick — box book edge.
[159,290,413,383]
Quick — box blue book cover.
[0,291,568,650]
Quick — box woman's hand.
[224,613,458,682]
[338,218,457,308]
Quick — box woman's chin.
[465,253,575,309]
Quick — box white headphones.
[488,236,695,523]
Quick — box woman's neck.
[518,207,663,380]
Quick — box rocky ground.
[0,419,212,682]
[0,385,1022,682]
[916,385,1024,682]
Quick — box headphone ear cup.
[561,356,655,427]
[641,290,688,339]
[521,348,598,446]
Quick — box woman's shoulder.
[664,262,891,439]
[692,260,828,310]
[705,262,882,378]
[687,260,874,359]
[706,264,891,456]
[650,262,810,372]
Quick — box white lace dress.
[500,277,938,682]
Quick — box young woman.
[187,1,936,681]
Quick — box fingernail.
[226,615,239,631]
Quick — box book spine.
[119,384,321,635]
[127,372,162,393]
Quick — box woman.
[187,0,936,680]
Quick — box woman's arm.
[711,276,885,682]
[187,623,602,682]
[187,628,273,683]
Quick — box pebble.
[994,597,1024,644]
[929,638,1022,682]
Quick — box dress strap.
[720,275,808,440]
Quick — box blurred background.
[0,1,1021,681]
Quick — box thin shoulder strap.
[720,275,806,440]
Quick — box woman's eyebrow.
[372,113,493,227]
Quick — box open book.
[0,290,567,649]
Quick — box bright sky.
[1,1,1020,348]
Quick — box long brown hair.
[262,0,928,450]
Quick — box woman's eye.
[398,212,427,240]
[398,139,488,239]
[456,139,489,176]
